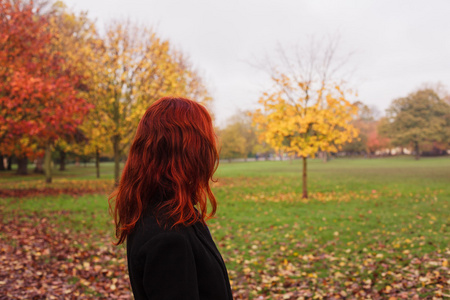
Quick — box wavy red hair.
[108,97,219,245]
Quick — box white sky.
[64,0,450,127]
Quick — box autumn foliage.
[253,72,359,198]
[0,0,93,163]
[0,0,211,182]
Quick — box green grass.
[1,156,449,298]
[212,158,449,258]
[1,157,449,251]
[1,193,112,233]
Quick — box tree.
[379,88,450,160]
[48,2,110,177]
[94,20,212,185]
[341,102,372,155]
[252,38,359,198]
[218,110,258,161]
[0,0,93,179]
[342,103,389,156]
[54,128,89,171]
[366,122,390,155]
[218,123,247,162]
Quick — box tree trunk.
[0,154,4,171]
[44,143,53,183]
[34,156,44,173]
[59,149,66,171]
[7,156,12,170]
[95,146,100,178]
[322,151,328,163]
[302,156,308,199]
[113,134,121,187]
[16,156,28,175]
[414,141,420,160]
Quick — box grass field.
[0,157,449,299]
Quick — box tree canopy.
[252,38,359,198]
[0,0,93,179]
[379,88,450,159]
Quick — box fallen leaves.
[221,238,449,299]
[0,187,108,198]
[1,171,449,299]
[209,185,450,299]
[0,179,113,199]
[0,212,131,299]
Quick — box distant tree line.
[218,87,450,162]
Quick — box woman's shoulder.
[127,212,191,250]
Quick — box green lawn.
[0,157,449,299]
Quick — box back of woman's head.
[109,96,219,245]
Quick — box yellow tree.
[252,38,359,198]
[218,110,259,162]
[218,123,247,162]
[70,25,111,178]
[96,21,212,185]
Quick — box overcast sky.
[64,0,450,127]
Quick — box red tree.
[0,0,93,178]
[366,122,390,155]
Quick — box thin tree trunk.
[113,93,121,187]
[7,156,12,170]
[95,146,100,178]
[0,154,4,171]
[414,141,420,160]
[59,149,66,171]
[302,156,308,199]
[113,134,121,187]
[322,151,328,163]
[16,156,28,175]
[34,156,44,173]
[44,143,52,183]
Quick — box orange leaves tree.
[342,103,390,156]
[252,39,359,198]
[0,0,93,179]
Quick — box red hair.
[108,97,218,245]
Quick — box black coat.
[126,211,233,300]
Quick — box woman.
[108,97,233,300]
